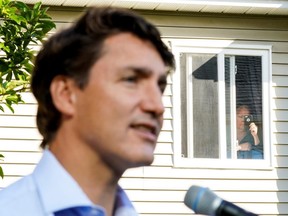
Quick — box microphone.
[184,185,258,216]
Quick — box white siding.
[0,7,287,216]
[0,92,41,188]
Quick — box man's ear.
[50,75,77,116]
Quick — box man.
[0,6,174,216]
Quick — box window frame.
[170,39,273,169]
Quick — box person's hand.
[249,122,261,145]
[249,122,258,137]
[237,142,251,151]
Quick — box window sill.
[173,156,273,170]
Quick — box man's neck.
[50,137,120,216]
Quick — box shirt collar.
[32,150,94,214]
[114,187,138,216]
[32,150,137,216]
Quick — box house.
[1,0,288,215]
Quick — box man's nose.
[141,85,165,117]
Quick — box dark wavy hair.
[31,7,175,148]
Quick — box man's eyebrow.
[126,66,168,78]
[126,66,152,76]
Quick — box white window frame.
[169,39,273,169]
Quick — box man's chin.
[129,155,155,168]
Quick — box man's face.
[74,33,168,174]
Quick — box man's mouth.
[131,122,159,142]
[132,125,156,135]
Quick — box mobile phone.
[244,115,253,126]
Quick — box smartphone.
[244,115,253,126]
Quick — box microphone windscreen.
[184,185,222,215]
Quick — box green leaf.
[0,154,4,179]
[8,13,26,25]
[5,101,14,113]
[6,71,12,81]
[0,0,55,113]
[33,1,42,11]
[0,59,9,72]
[0,166,4,179]
[6,94,19,103]
[13,1,30,14]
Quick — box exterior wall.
[0,7,288,216]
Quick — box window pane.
[191,54,219,158]
[180,53,188,157]
[235,56,263,159]
[181,54,219,158]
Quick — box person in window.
[236,105,263,159]
[0,7,175,216]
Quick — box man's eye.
[123,76,138,83]
[159,80,167,93]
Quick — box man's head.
[236,105,251,130]
[31,7,174,154]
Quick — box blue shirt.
[0,150,138,216]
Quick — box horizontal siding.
[1,164,37,176]
[274,123,288,133]
[0,115,36,127]
[0,92,41,189]
[0,152,42,164]
[124,166,288,180]
[273,76,288,87]
[159,27,288,42]
[273,110,288,121]
[0,103,38,115]
[273,87,288,98]
[125,190,288,203]
[273,99,288,109]
[0,140,41,152]
[272,53,288,64]
[142,12,288,30]
[0,128,42,140]
[120,178,285,191]
[274,133,288,144]
[154,143,173,155]
[0,7,288,216]
[132,202,286,215]
[275,145,288,155]
[272,64,288,76]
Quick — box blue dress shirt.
[0,150,138,216]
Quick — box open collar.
[32,150,137,216]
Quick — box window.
[171,40,272,168]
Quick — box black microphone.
[184,185,258,216]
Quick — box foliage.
[0,154,3,178]
[0,0,55,113]
[0,0,55,178]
